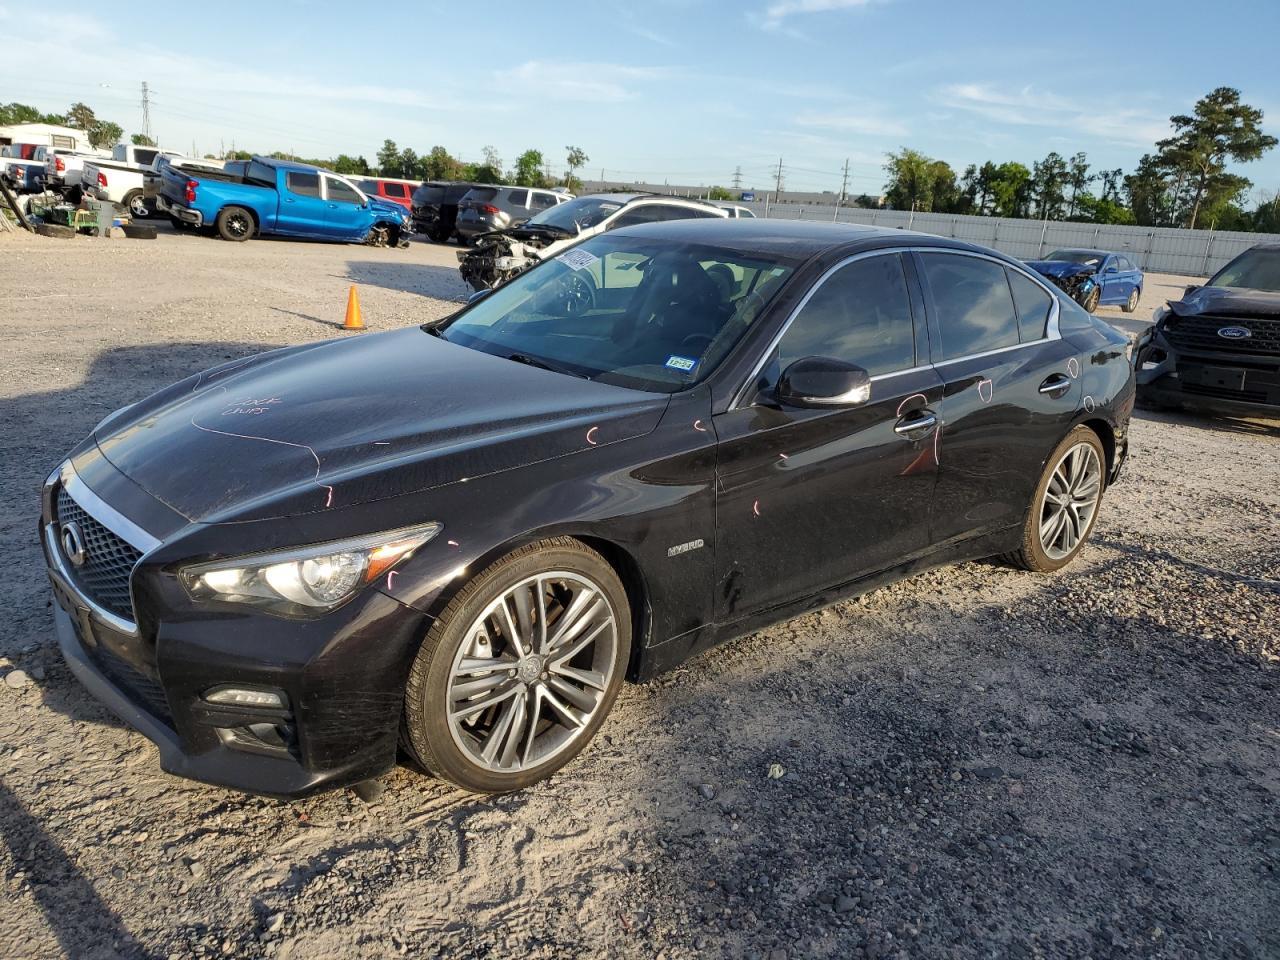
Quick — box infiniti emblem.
[1217,325,1252,340]
[60,521,87,567]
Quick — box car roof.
[605,217,992,261]
[1049,248,1112,257]
[576,192,721,210]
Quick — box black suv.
[1137,243,1280,416]
[411,181,480,242]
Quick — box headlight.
[180,522,441,615]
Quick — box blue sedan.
[1024,249,1144,314]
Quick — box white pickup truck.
[43,146,111,199]
[82,144,179,218]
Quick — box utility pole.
[834,157,850,221]
[140,81,152,142]
[773,157,784,203]
[732,166,743,190]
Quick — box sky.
[3,0,1279,202]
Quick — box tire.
[216,205,254,242]
[35,223,75,239]
[1001,425,1106,573]
[1122,288,1140,313]
[169,215,194,231]
[123,190,150,219]
[402,538,631,793]
[1081,286,1100,314]
[122,223,157,240]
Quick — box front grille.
[55,486,143,622]
[1163,315,1280,357]
[1182,382,1269,404]
[89,642,172,724]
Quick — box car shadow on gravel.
[340,259,469,301]
[0,778,156,959]
[622,557,1278,959]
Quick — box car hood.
[94,328,668,523]
[368,196,408,219]
[1024,260,1097,278]
[1166,284,1280,319]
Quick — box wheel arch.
[414,528,653,681]
[219,203,260,229]
[1079,417,1116,475]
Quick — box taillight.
[480,204,500,216]
[97,171,108,187]
[185,179,198,204]
[55,156,65,172]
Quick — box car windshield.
[435,234,798,393]
[1208,247,1280,293]
[1046,250,1104,266]
[525,196,625,234]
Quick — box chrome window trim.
[47,461,161,636]
[732,246,1064,410]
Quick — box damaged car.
[458,193,727,291]
[1137,242,1280,417]
[1024,249,1143,314]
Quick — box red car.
[354,177,417,209]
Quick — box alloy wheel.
[129,195,149,217]
[1038,442,1102,560]
[445,571,618,773]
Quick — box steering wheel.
[679,333,713,355]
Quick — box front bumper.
[156,195,203,226]
[42,470,431,799]
[1136,327,1280,417]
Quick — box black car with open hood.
[1137,243,1280,416]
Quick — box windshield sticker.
[557,248,598,271]
[665,355,697,372]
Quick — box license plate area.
[1197,366,1247,391]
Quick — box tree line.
[0,100,157,150]
[879,87,1279,233]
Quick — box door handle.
[1039,374,1072,397]
[284,197,295,203]
[894,411,937,436]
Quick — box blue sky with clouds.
[4,0,1279,201]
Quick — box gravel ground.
[1,226,1277,960]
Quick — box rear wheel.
[1002,425,1106,573]
[216,205,254,241]
[1122,288,1139,313]
[123,190,150,219]
[402,539,630,793]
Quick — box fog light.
[205,687,284,708]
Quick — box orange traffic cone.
[343,285,365,331]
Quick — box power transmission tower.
[840,158,850,203]
[773,157,784,202]
[140,81,152,142]
[732,166,743,190]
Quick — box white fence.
[742,202,1276,277]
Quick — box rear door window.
[775,254,916,376]
[286,171,321,198]
[505,189,529,207]
[1006,268,1053,342]
[920,253,1020,359]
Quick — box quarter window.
[530,191,556,210]
[1006,268,1053,341]
[506,189,529,207]
[775,254,916,377]
[286,171,321,197]
[921,254,1020,359]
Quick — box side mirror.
[776,357,871,408]
[1183,284,1201,297]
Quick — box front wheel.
[1002,425,1106,573]
[216,205,254,241]
[402,538,630,793]
[1080,285,1100,313]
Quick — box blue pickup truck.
[158,156,411,246]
